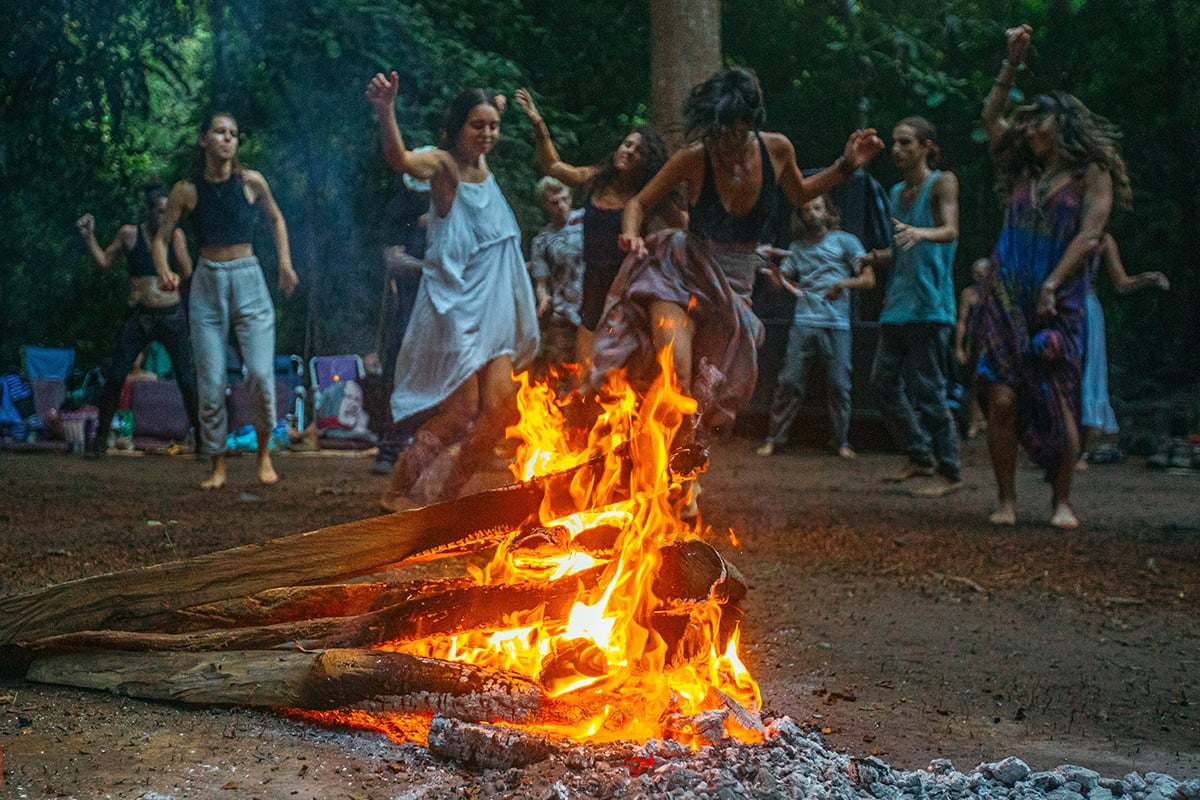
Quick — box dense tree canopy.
[2,0,1196,400]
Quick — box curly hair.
[992,90,1131,210]
[586,125,671,198]
[682,66,766,144]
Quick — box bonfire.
[0,351,761,757]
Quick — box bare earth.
[1,434,1197,798]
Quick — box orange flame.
[347,349,760,745]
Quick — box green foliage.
[3,0,1197,391]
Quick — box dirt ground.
[1,433,1198,798]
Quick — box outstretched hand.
[365,71,400,112]
[843,129,885,171]
[1006,24,1032,66]
[514,88,540,122]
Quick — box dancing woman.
[976,25,1130,527]
[514,88,678,364]
[605,66,882,425]
[76,181,198,455]
[366,73,539,511]
[155,112,299,490]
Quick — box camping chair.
[20,346,76,442]
[308,354,373,449]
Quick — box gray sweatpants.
[189,256,276,456]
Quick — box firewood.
[0,484,543,646]
[427,716,559,770]
[19,568,609,661]
[155,579,467,633]
[25,648,547,724]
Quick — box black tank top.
[193,172,257,248]
[582,200,625,267]
[128,225,164,277]
[688,133,776,244]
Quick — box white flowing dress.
[390,173,539,422]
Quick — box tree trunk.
[650,0,722,140]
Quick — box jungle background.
[2,0,1197,414]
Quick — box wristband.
[834,156,855,177]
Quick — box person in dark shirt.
[76,181,197,455]
[155,111,299,490]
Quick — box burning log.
[427,716,559,770]
[20,567,609,659]
[25,648,548,724]
[0,485,543,646]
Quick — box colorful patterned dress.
[974,169,1095,479]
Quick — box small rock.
[986,756,1032,786]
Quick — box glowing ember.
[372,350,760,746]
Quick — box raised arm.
[75,214,132,269]
[774,129,884,208]
[893,171,960,249]
[983,25,1032,146]
[514,88,597,187]
[1038,164,1112,316]
[1100,233,1170,293]
[366,71,455,214]
[244,169,298,297]
[152,181,194,292]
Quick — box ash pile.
[418,716,1199,800]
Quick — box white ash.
[414,716,1199,800]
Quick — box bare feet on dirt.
[1050,502,1079,529]
[257,452,279,485]
[988,501,1016,525]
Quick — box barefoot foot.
[988,503,1016,525]
[257,453,279,485]
[1050,503,1079,529]
[201,455,227,490]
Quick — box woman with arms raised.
[598,66,882,427]
[514,88,678,366]
[366,73,538,511]
[975,25,1130,528]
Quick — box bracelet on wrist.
[834,156,855,177]
[1000,59,1026,72]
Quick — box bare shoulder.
[934,170,959,190]
[241,168,270,191]
[761,131,795,155]
[118,224,139,248]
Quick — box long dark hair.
[191,111,243,180]
[992,90,1131,209]
[587,125,670,198]
[440,89,501,155]
[682,66,766,144]
[896,116,942,167]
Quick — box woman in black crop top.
[609,67,884,408]
[514,88,683,365]
[75,181,199,456]
[155,112,299,491]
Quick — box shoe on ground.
[371,456,395,476]
[756,442,775,457]
[837,445,856,459]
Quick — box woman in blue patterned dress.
[976,25,1131,528]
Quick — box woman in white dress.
[366,73,539,510]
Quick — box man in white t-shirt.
[756,195,874,457]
